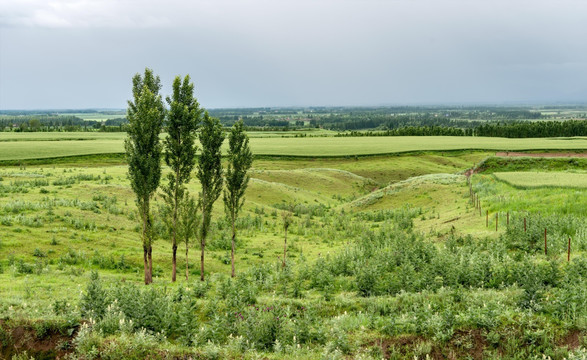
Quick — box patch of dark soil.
[560,329,583,350]
[367,330,489,360]
[448,329,488,360]
[367,335,421,359]
[464,167,480,178]
[0,319,75,360]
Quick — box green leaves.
[224,120,253,221]
[125,69,165,207]
[197,112,225,242]
[163,75,200,191]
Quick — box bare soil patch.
[560,329,583,350]
[0,320,74,360]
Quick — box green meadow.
[0,135,585,359]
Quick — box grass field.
[0,138,585,359]
[0,133,586,160]
[494,171,587,188]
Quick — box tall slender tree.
[281,209,293,268]
[223,120,253,278]
[162,75,201,282]
[179,192,200,281]
[125,68,165,285]
[196,112,224,281]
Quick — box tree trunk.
[231,213,236,278]
[200,196,206,281]
[142,205,150,285]
[185,243,189,281]
[200,241,205,281]
[148,245,153,284]
[172,244,178,282]
[282,228,287,268]
[171,175,179,282]
[143,245,149,285]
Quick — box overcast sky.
[1,0,587,109]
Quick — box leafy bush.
[80,271,108,320]
[32,248,47,258]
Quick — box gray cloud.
[1,0,587,109]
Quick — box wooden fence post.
[496,212,498,231]
[568,237,571,262]
[486,210,489,227]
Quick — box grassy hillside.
[0,149,585,359]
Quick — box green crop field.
[494,171,587,189]
[1,133,586,161]
[64,113,127,121]
[0,136,585,359]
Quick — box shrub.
[71,323,101,360]
[32,248,46,258]
[100,329,160,360]
[356,264,378,297]
[14,259,33,275]
[80,271,108,320]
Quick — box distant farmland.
[0,133,586,160]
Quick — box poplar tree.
[179,193,199,281]
[125,68,164,285]
[223,120,253,278]
[196,112,224,281]
[162,75,201,282]
[281,209,293,268]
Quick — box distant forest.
[1,106,586,137]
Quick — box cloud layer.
[1,0,587,109]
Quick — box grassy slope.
[0,150,585,358]
[0,153,488,305]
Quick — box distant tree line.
[336,120,586,138]
[474,120,587,138]
[0,115,128,132]
[322,114,478,131]
[2,106,585,138]
[336,126,469,137]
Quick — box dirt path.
[495,151,587,158]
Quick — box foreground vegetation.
[0,146,585,358]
